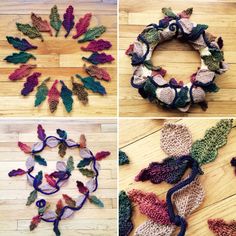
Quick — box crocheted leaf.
[57,129,67,139]
[31,13,52,36]
[77,75,106,95]
[34,155,47,166]
[4,51,36,64]
[29,215,41,231]
[77,158,92,168]
[162,7,178,19]
[81,39,112,52]
[8,168,26,177]
[16,23,43,41]
[6,36,37,51]
[33,171,43,188]
[45,174,56,187]
[79,168,95,177]
[37,124,46,141]
[119,150,129,165]
[178,8,193,19]
[135,157,188,184]
[50,5,62,37]
[191,119,233,165]
[82,52,114,65]
[58,142,67,157]
[56,199,64,216]
[62,5,75,37]
[48,80,60,113]
[78,26,106,43]
[62,194,76,207]
[60,80,73,113]
[76,180,89,194]
[21,72,41,96]
[84,64,111,81]
[73,13,92,39]
[35,78,50,107]
[95,151,110,161]
[208,219,236,236]
[89,195,104,208]
[66,156,74,173]
[71,77,88,104]
[9,64,36,81]
[18,142,31,153]
[26,189,38,206]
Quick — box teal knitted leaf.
[60,80,73,113]
[119,150,129,165]
[143,79,157,102]
[89,195,104,208]
[174,86,189,108]
[66,156,74,173]
[34,78,50,107]
[77,158,92,168]
[34,155,47,166]
[4,51,36,64]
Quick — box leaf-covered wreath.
[4,5,115,113]
[126,7,228,112]
[8,124,111,235]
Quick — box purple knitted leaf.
[37,124,46,141]
[6,36,38,51]
[82,52,115,65]
[135,157,189,184]
[62,5,75,37]
[81,39,112,52]
[8,168,26,177]
[21,72,41,96]
[50,171,67,179]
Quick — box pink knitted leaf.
[73,13,92,39]
[81,39,112,52]
[62,5,75,37]
[208,219,236,236]
[128,189,170,225]
[95,151,111,161]
[18,142,31,153]
[9,64,36,81]
[21,72,40,96]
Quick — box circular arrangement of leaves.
[126,7,228,112]
[4,5,115,113]
[8,124,111,235]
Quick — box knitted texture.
[119,150,129,165]
[231,157,236,175]
[208,219,236,236]
[48,80,60,113]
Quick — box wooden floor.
[0,119,117,236]
[119,0,236,117]
[0,0,117,117]
[119,118,236,235]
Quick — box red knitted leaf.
[62,194,76,207]
[95,151,111,161]
[45,174,56,187]
[81,39,112,52]
[9,64,36,81]
[73,13,92,39]
[76,180,89,194]
[18,141,31,153]
[8,168,26,177]
[56,199,64,216]
[62,5,75,37]
[125,44,134,55]
[31,13,52,36]
[21,72,40,96]
[48,80,60,113]
[30,215,41,231]
[84,64,111,81]
[208,219,236,236]
[37,124,46,141]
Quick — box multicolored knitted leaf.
[79,168,95,177]
[29,215,41,231]
[8,168,26,177]
[60,80,73,113]
[26,189,38,206]
[77,158,92,168]
[191,119,233,165]
[37,124,46,141]
[73,13,92,39]
[89,195,104,208]
[33,171,43,187]
[71,77,88,105]
[18,141,31,153]
[178,7,193,19]
[16,23,43,41]
[49,5,62,37]
[208,219,236,236]
[66,156,74,173]
[21,72,41,96]
[95,151,110,161]
[78,26,106,43]
[76,180,89,194]
[45,174,56,187]
[62,5,75,37]
[34,155,47,166]
[9,64,36,81]
[4,51,36,64]
[62,194,76,207]
[162,7,178,19]
[56,199,64,216]
[6,36,37,51]
[84,64,111,81]
[82,52,114,65]
[119,150,129,165]
[35,78,50,107]
[48,80,60,113]
[58,142,67,157]
[31,13,52,36]
[81,39,112,52]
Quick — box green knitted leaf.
[143,60,161,71]
[16,23,43,41]
[79,168,95,177]
[4,51,36,64]
[203,83,219,93]
[26,190,38,206]
[34,78,50,107]
[89,195,104,208]
[143,78,157,102]
[50,5,62,37]
[143,28,160,44]
[119,150,129,165]
[209,48,224,62]
[78,26,106,43]
[34,155,47,166]
[191,119,233,165]
[60,80,73,113]
[174,86,189,108]
[77,158,92,168]
[201,55,220,71]
[162,7,178,19]
[66,156,74,173]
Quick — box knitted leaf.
[95,151,110,161]
[73,13,92,39]
[9,64,36,81]
[8,168,26,177]
[84,64,111,81]
[58,142,67,157]
[60,80,73,113]
[77,75,106,95]
[16,23,43,41]
[79,168,95,177]
[78,26,106,43]
[208,219,236,236]
[62,194,76,207]
[77,158,92,168]
[217,37,224,49]
[191,119,233,165]
[135,157,189,184]
[48,80,60,113]
[174,86,189,108]
[66,156,74,173]
[45,174,56,187]
[18,141,31,153]
[81,39,112,52]
[89,195,104,208]
[21,72,41,96]
[76,180,88,194]
[49,5,62,37]
[119,150,129,165]
[56,199,64,216]
[56,129,67,139]
[35,78,50,107]
[31,13,52,36]
[71,77,88,104]
[33,171,43,187]
[6,36,37,51]
[162,7,178,19]
[34,155,47,166]
[4,51,36,64]
[79,134,87,148]
[143,60,162,71]
[178,8,193,19]
[26,189,38,206]
[37,124,46,141]
[29,215,41,231]
[202,83,219,93]
[82,52,114,65]
[62,5,75,37]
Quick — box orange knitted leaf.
[55,199,64,216]
[62,194,76,207]
[84,64,111,81]
[31,13,52,36]
[48,80,60,113]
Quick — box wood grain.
[0,119,117,236]
[119,118,236,235]
[119,0,236,117]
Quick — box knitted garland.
[8,124,110,236]
[126,7,228,112]
[4,5,115,113]
[119,119,234,236]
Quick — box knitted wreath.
[4,5,115,113]
[126,7,228,112]
[8,125,110,236]
[119,119,234,236]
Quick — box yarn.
[208,219,236,236]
